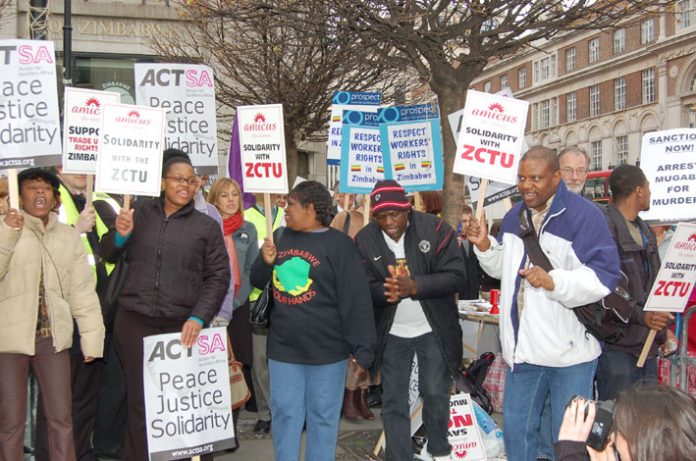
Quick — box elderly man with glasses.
[558,146,591,195]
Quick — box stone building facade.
[470,5,696,170]
[0,0,328,183]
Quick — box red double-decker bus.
[583,170,612,205]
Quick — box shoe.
[342,389,362,419]
[254,419,271,434]
[357,387,375,420]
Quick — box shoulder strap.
[342,212,351,234]
[518,207,554,272]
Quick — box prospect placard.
[340,110,385,194]
[379,103,443,192]
[326,91,381,164]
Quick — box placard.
[448,393,486,460]
[135,63,218,174]
[326,91,381,164]
[379,103,443,192]
[95,103,166,197]
[143,328,235,461]
[644,222,696,313]
[236,104,288,194]
[0,39,62,168]
[339,110,385,194]
[453,90,528,185]
[62,88,120,174]
[639,129,696,222]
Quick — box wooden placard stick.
[8,169,19,210]
[343,192,351,212]
[636,329,657,368]
[122,194,131,210]
[264,193,273,244]
[475,178,489,222]
[363,194,370,227]
[414,191,424,212]
[85,174,94,209]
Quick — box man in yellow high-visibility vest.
[34,170,119,461]
[244,193,285,434]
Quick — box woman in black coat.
[100,150,230,461]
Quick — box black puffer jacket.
[100,198,230,324]
[604,205,664,356]
[354,211,465,377]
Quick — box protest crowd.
[1,40,695,461]
[2,142,696,461]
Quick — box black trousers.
[93,333,127,456]
[115,309,213,461]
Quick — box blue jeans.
[268,358,347,461]
[596,348,657,400]
[381,333,452,460]
[503,359,597,461]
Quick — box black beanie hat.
[370,179,411,214]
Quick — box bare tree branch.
[151,0,407,184]
[329,0,676,226]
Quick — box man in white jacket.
[466,147,620,461]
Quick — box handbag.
[227,336,251,410]
[250,280,273,328]
[102,250,128,329]
[250,227,284,328]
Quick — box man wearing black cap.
[354,180,465,461]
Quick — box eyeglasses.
[560,167,588,176]
[165,176,198,186]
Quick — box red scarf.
[223,212,244,236]
[222,213,243,293]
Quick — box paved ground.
[214,409,385,461]
[24,407,503,460]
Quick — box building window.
[567,92,577,122]
[540,100,550,128]
[518,67,527,89]
[691,71,696,91]
[565,48,576,72]
[613,29,626,54]
[614,77,626,111]
[678,0,695,29]
[616,136,628,165]
[484,81,492,93]
[589,38,600,64]
[641,18,655,44]
[533,54,557,84]
[590,85,601,117]
[500,74,508,89]
[591,140,603,169]
[642,68,656,104]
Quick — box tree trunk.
[285,137,298,191]
[433,82,469,228]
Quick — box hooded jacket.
[603,205,664,356]
[475,181,621,368]
[354,210,465,377]
[100,198,230,324]
[0,212,104,357]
